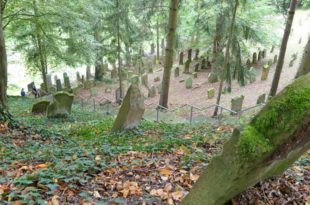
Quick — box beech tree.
[0,0,8,109]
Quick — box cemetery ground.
[0,97,309,204]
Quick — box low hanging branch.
[182,73,310,205]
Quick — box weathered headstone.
[274,55,278,64]
[193,72,198,78]
[262,49,267,58]
[246,59,251,68]
[86,66,91,80]
[81,75,85,83]
[188,49,193,62]
[256,93,266,105]
[261,64,270,81]
[76,72,81,82]
[111,84,145,132]
[32,100,50,115]
[148,86,157,98]
[249,67,257,83]
[150,43,155,55]
[195,49,200,60]
[258,51,262,61]
[231,95,244,114]
[184,60,190,74]
[179,51,184,65]
[174,67,180,77]
[46,74,52,87]
[201,58,206,70]
[270,45,274,53]
[208,72,218,83]
[185,77,193,89]
[64,76,71,89]
[27,82,35,93]
[207,88,215,99]
[54,76,58,85]
[252,52,257,64]
[194,63,200,72]
[56,79,62,91]
[47,92,74,118]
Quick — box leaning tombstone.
[179,51,184,65]
[270,45,274,53]
[188,49,193,62]
[86,66,91,80]
[64,76,71,89]
[258,51,262,61]
[194,49,200,60]
[76,72,81,82]
[27,82,35,93]
[194,63,200,72]
[185,77,193,89]
[207,88,215,99]
[111,84,145,132]
[47,92,74,118]
[262,49,267,58]
[32,100,50,115]
[231,95,244,115]
[174,67,180,77]
[261,64,270,81]
[256,93,266,105]
[56,79,62,91]
[148,86,157,98]
[183,60,190,74]
[252,52,257,64]
[208,72,218,83]
[193,72,198,78]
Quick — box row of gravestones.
[230,93,267,114]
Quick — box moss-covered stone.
[47,92,74,118]
[31,100,50,115]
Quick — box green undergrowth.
[237,75,310,161]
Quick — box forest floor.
[0,97,309,204]
[76,10,310,122]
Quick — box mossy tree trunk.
[0,1,8,109]
[116,0,123,99]
[159,0,179,108]
[296,35,310,78]
[182,73,310,205]
[213,0,239,116]
[270,0,297,96]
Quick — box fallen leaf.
[159,167,173,176]
[35,164,49,169]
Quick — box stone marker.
[257,93,266,105]
[207,88,215,99]
[252,52,257,64]
[195,49,200,60]
[64,76,71,89]
[258,51,262,61]
[249,67,257,83]
[86,66,91,80]
[81,75,85,83]
[179,51,184,65]
[231,95,244,114]
[193,72,198,78]
[188,49,192,62]
[47,92,74,118]
[262,49,267,58]
[56,79,62,91]
[274,55,278,64]
[54,76,58,85]
[174,67,180,77]
[148,86,157,98]
[208,72,218,83]
[201,58,206,70]
[27,82,35,93]
[141,74,148,87]
[32,100,50,115]
[261,64,270,81]
[194,63,200,72]
[76,72,81,82]
[46,75,52,87]
[184,60,190,74]
[185,77,193,89]
[111,84,145,132]
[270,45,274,53]
[246,59,251,68]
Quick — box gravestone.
[274,55,278,64]
[111,84,145,132]
[179,52,184,65]
[56,79,62,91]
[268,59,273,66]
[185,77,193,89]
[193,72,198,78]
[27,82,35,93]
[148,67,153,73]
[141,74,148,88]
[184,60,190,74]
[46,75,52,87]
[154,76,161,82]
[150,43,155,55]
[207,88,215,99]
[148,86,157,98]
[64,76,71,89]
[54,76,58,85]
[76,72,81,82]
[256,93,266,105]
[188,49,193,62]
[246,59,251,68]
[47,92,74,118]
[249,67,257,83]
[231,95,244,114]
[258,51,262,61]
[261,64,270,81]
[194,63,200,72]
[299,37,302,44]
[252,52,257,64]
[86,66,91,80]
[32,100,50,115]
[201,58,206,70]
[81,75,85,83]
[208,72,218,83]
[195,49,200,60]
[174,67,180,77]
[262,49,267,58]
[270,46,274,53]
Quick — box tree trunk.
[156,18,160,63]
[270,0,297,96]
[116,0,123,100]
[159,0,179,108]
[94,30,104,81]
[296,36,310,78]
[0,2,8,109]
[182,73,310,205]
[213,0,239,116]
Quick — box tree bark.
[94,30,104,81]
[156,18,160,63]
[116,0,123,100]
[270,0,297,96]
[159,0,179,108]
[296,36,310,78]
[213,0,239,116]
[0,1,8,109]
[182,73,310,205]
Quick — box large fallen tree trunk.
[182,73,310,205]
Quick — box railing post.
[190,106,193,124]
